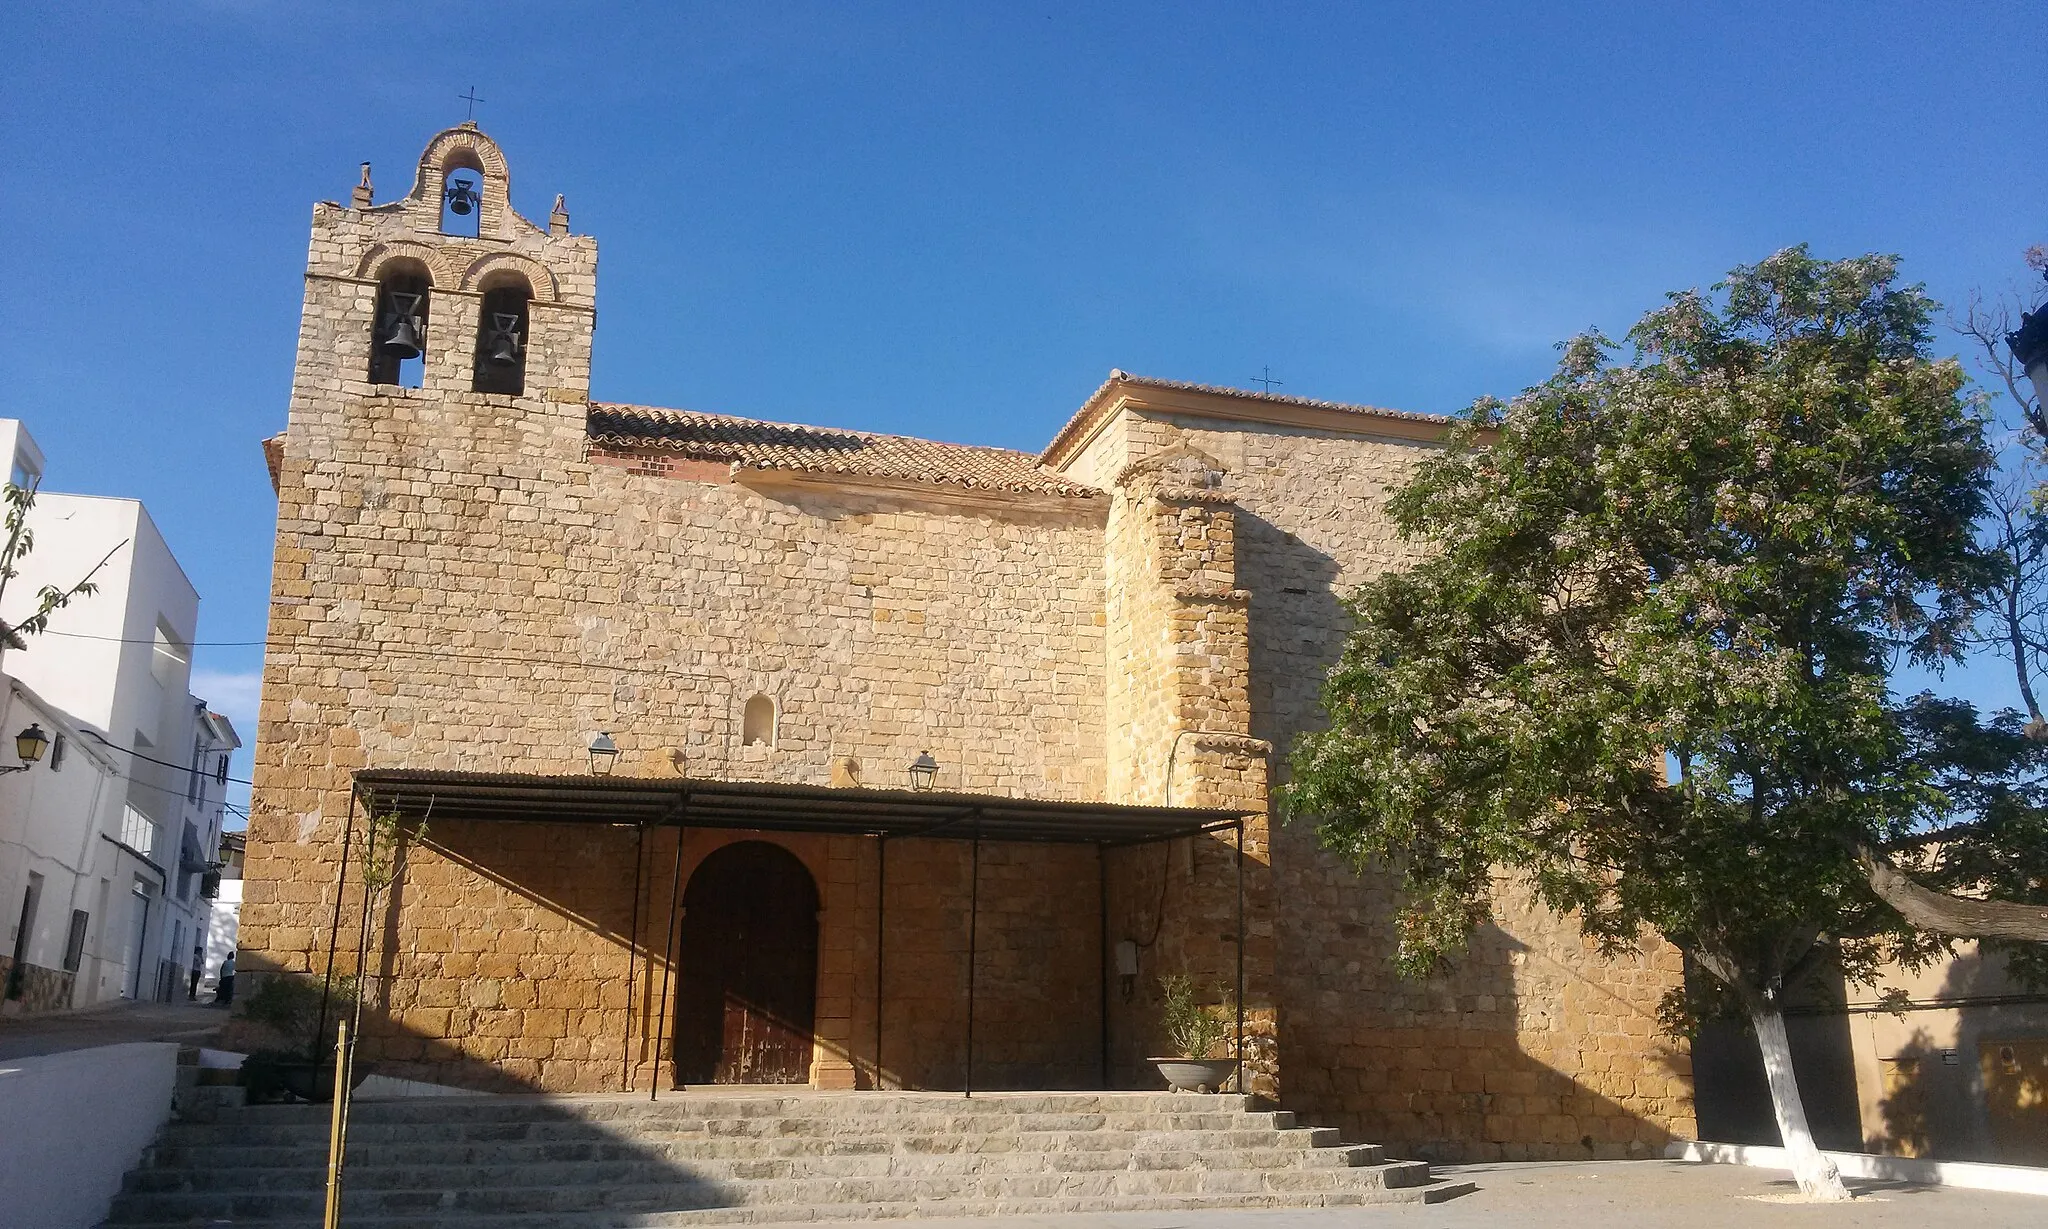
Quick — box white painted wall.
[0,1042,178,1228]
[0,417,216,1006]
[0,678,132,1009]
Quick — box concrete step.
[101,1091,1468,1226]
[143,1128,1364,1172]
[155,1108,1300,1147]
[104,1163,1452,1224]
[201,1092,1259,1126]
[101,1182,1479,1228]
[124,1142,1396,1195]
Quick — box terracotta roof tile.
[588,404,1101,498]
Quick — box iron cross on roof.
[1251,366,1284,393]
[460,87,485,122]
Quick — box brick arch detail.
[406,125,538,240]
[459,252,559,302]
[358,241,461,288]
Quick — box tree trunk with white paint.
[1750,1001,1851,1201]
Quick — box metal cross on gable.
[460,87,486,122]
[1251,366,1284,393]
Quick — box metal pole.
[651,820,686,1100]
[621,821,647,1093]
[873,835,886,1091]
[314,787,360,1060]
[1235,820,1246,1096]
[322,1015,349,1229]
[964,818,979,1097]
[1097,842,1109,1090]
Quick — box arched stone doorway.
[674,840,820,1085]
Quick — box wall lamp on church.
[908,750,939,791]
[588,732,620,776]
[1,724,49,774]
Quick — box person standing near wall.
[213,951,234,1006]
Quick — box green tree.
[1284,248,1993,1199]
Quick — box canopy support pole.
[313,787,361,1062]
[873,834,887,1091]
[651,817,686,1100]
[1235,819,1246,1095]
[1098,842,1110,1090]
[964,816,980,1098]
[620,820,647,1093]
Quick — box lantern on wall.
[3,723,48,774]
[588,733,620,776]
[907,750,939,791]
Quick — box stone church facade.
[242,124,1694,1161]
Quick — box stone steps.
[142,1136,1382,1175]
[101,1091,1473,1226]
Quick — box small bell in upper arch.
[444,177,479,216]
[377,292,424,358]
[481,312,523,365]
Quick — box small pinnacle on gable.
[352,162,374,208]
[550,193,570,236]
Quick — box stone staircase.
[101,1090,1474,1226]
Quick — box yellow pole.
[323,1016,349,1229]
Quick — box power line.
[39,629,266,647]
[82,729,255,787]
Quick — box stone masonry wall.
[245,131,1118,1092]
[1114,411,1694,1161]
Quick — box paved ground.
[744,1160,2045,1228]
[0,998,227,1061]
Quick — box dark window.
[215,754,229,786]
[49,733,65,772]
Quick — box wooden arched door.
[674,841,819,1085]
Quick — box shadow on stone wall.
[1237,509,1691,1162]
[257,817,1140,1098]
[1688,947,1863,1151]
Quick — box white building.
[0,418,238,1011]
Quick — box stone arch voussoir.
[459,252,559,302]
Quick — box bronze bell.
[445,177,479,216]
[482,313,522,365]
[378,292,424,358]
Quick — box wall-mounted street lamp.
[1,724,49,774]
[588,732,620,776]
[907,750,939,792]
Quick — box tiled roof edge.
[1040,370,1453,469]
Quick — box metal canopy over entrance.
[331,769,1253,1100]
[350,769,1247,845]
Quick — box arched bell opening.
[471,273,532,396]
[368,260,432,388]
[439,149,485,238]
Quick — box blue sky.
[4,2,2043,808]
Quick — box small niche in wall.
[742,694,776,748]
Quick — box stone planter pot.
[1149,1057,1238,1093]
[250,1056,371,1104]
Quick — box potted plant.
[1148,972,1238,1093]
[235,972,368,1103]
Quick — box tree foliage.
[1284,246,1995,1007]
